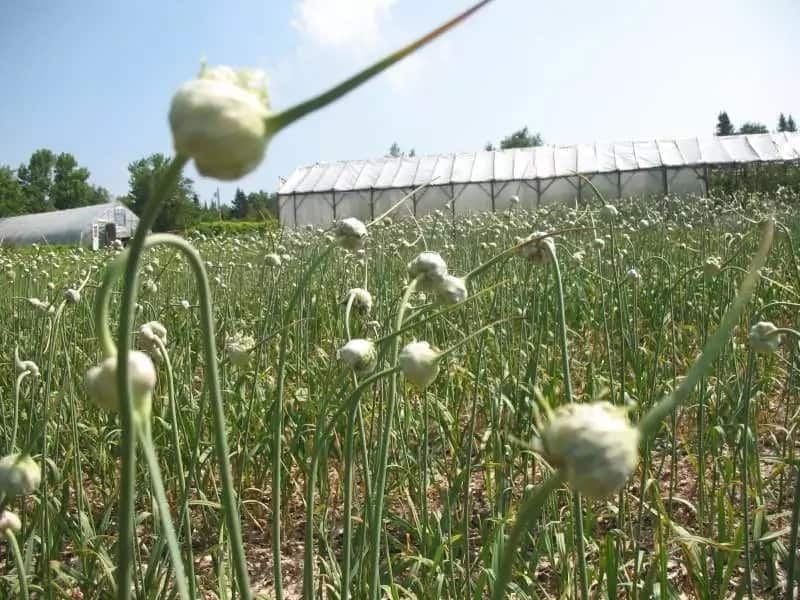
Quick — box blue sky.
[1,0,798,205]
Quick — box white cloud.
[292,0,397,49]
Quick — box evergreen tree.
[716,111,735,136]
[232,188,248,218]
[778,113,788,132]
[787,115,797,132]
[739,122,768,134]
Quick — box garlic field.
[1,190,799,598]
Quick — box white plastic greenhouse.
[277,132,800,227]
[0,202,139,248]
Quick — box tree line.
[716,111,796,136]
[0,149,278,231]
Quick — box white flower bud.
[64,288,81,304]
[225,333,255,367]
[14,347,39,378]
[0,511,21,533]
[592,238,605,250]
[169,65,270,180]
[0,454,42,496]
[407,251,448,291]
[434,274,467,305]
[398,341,441,388]
[509,195,520,205]
[626,268,641,281]
[340,288,373,314]
[338,338,377,376]
[138,321,168,362]
[5,269,15,282]
[748,321,782,354]
[519,232,554,265]
[265,253,282,268]
[142,279,158,294]
[334,218,368,250]
[540,402,639,498]
[599,204,619,221]
[703,256,722,278]
[85,351,156,415]
[180,299,191,310]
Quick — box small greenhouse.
[277,132,800,227]
[0,202,139,248]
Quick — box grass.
[0,189,799,599]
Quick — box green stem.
[367,276,421,599]
[6,529,29,600]
[138,422,191,600]
[638,220,774,439]
[490,473,564,600]
[115,154,188,600]
[546,244,588,600]
[152,234,252,599]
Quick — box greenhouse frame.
[0,202,139,248]
[277,132,800,227]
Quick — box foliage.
[186,219,278,236]
[387,142,416,158]
[1,149,109,218]
[232,188,278,219]
[499,126,543,149]
[778,113,797,133]
[126,153,201,231]
[716,111,735,136]
[0,166,25,217]
[739,121,769,134]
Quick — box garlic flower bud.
[539,402,639,498]
[170,65,271,180]
[338,338,378,376]
[703,256,722,277]
[14,348,39,378]
[434,274,468,305]
[407,251,448,291]
[0,511,21,533]
[340,288,373,314]
[334,218,368,250]
[626,268,641,281]
[398,341,441,388]
[265,253,282,268]
[748,321,782,354]
[85,351,157,415]
[599,204,619,221]
[225,333,255,367]
[63,288,81,304]
[0,454,42,496]
[592,238,606,250]
[509,195,520,206]
[138,321,168,362]
[519,232,554,265]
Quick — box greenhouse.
[277,132,800,227]
[0,202,139,248]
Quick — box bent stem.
[638,219,774,439]
[115,154,188,600]
[5,529,29,600]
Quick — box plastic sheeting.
[278,132,800,227]
[280,133,800,194]
[0,202,139,247]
